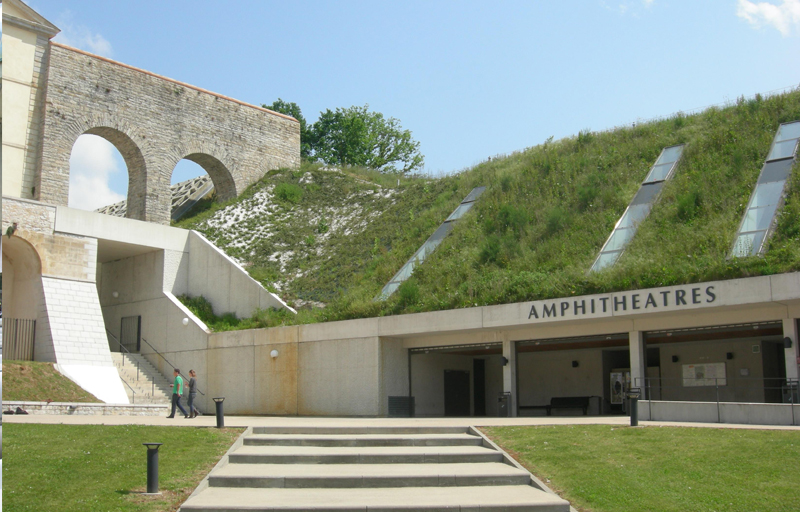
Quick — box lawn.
[2,360,101,402]
[482,425,800,512]
[2,424,242,512]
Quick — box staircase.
[111,353,172,405]
[180,426,570,511]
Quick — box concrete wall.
[38,44,300,224]
[379,338,410,416]
[639,400,800,426]
[517,348,605,412]
[187,231,294,318]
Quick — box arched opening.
[169,153,237,221]
[2,236,45,360]
[68,128,148,220]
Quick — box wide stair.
[111,353,172,405]
[180,426,570,511]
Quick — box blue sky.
[27,0,800,210]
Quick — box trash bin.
[498,392,511,418]
[627,388,641,427]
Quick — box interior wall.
[411,353,474,417]
[517,347,605,410]
[655,338,769,403]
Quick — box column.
[784,318,799,382]
[629,331,646,395]
[502,335,517,417]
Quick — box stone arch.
[166,142,239,202]
[82,126,149,220]
[2,234,44,320]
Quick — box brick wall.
[38,44,300,224]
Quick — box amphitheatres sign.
[527,285,718,322]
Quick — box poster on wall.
[682,362,727,387]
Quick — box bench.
[519,396,592,416]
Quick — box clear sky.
[26,0,800,210]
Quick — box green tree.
[263,98,313,158]
[310,105,424,174]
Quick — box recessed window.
[740,205,778,232]
[657,145,684,165]
[731,231,767,258]
[775,121,800,141]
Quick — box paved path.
[5,413,800,430]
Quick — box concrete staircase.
[180,426,570,511]
[111,353,172,405]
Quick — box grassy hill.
[176,90,800,328]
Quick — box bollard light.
[213,397,225,428]
[142,443,163,494]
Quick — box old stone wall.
[38,43,300,224]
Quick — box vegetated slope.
[2,361,101,402]
[178,90,800,326]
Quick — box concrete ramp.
[180,426,570,511]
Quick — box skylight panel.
[376,186,486,301]
[730,121,798,258]
[590,145,684,273]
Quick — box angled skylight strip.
[376,186,486,301]
[731,121,799,258]
[590,145,685,272]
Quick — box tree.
[310,105,424,174]
[263,99,313,158]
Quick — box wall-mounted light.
[672,355,679,363]
[785,337,794,349]
[112,291,119,298]
[270,349,279,358]
[572,360,579,368]
[182,317,189,326]
[726,352,734,360]
[501,357,509,366]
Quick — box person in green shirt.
[167,368,189,418]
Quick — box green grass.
[482,424,800,512]
[2,424,242,512]
[2,360,101,402]
[174,90,800,329]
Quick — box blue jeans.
[188,392,198,416]
[170,393,188,417]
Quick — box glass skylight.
[591,145,684,272]
[377,186,486,300]
[731,121,799,258]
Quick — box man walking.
[167,368,189,418]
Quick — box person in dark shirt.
[187,369,200,419]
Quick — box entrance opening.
[1,237,44,361]
[410,343,504,417]
[645,321,786,403]
[516,333,628,416]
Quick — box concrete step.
[208,462,531,488]
[180,485,570,511]
[243,433,484,447]
[251,426,469,435]
[228,445,504,465]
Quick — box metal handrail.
[635,376,798,425]
[140,337,205,396]
[106,329,138,403]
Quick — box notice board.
[682,362,727,387]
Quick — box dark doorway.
[473,359,486,416]
[762,341,787,403]
[444,370,470,416]
[120,315,141,353]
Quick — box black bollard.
[627,388,641,427]
[213,397,225,428]
[143,443,163,494]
